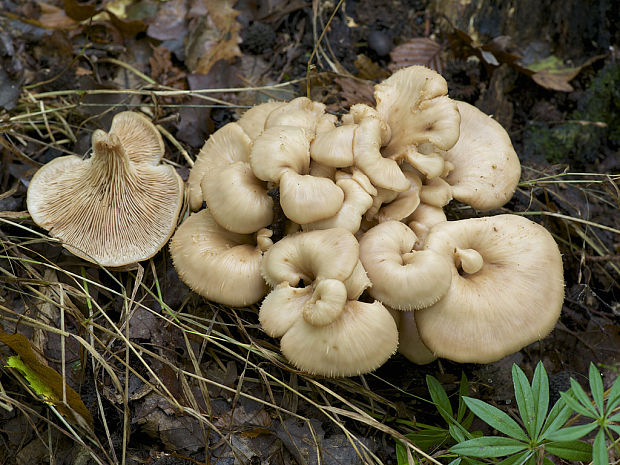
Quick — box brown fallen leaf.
[63,0,97,21]
[389,37,443,74]
[334,77,375,109]
[0,329,94,430]
[38,2,80,30]
[185,0,242,75]
[354,54,390,81]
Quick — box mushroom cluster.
[169,65,564,376]
[27,112,184,267]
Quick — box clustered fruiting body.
[171,65,565,377]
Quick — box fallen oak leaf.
[0,329,94,430]
[389,37,444,74]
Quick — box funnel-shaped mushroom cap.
[237,101,285,140]
[261,228,360,287]
[169,209,266,307]
[342,104,391,144]
[188,123,252,211]
[279,300,398,377]
[310,124,356,168]
[387,307,436,365]
[201,161,273,234]
[359,221,452,310]
[27,114,183,267]
[443,101,521,211]
[279,171,344,224]
[419,177,453,208]
[375,66,461,158]
[376,170,422,222]
[415,215,564,363]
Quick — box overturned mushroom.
[27,111,183,267]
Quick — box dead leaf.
[0,329,94,429]
[524,55,606,92]
[38,2,80,30]
[146,0,188,41]
[389,38,443,73]
[106,9,147,36]
[185,0,242,75]
[354,54,389,81]
[63,0,97,21]
[334,77,375,109]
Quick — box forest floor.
[0,1,618,464]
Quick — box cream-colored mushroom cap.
[108,111,165,164]
[375,65,461,158]
[250,125,310,182]
[387,307,436,365]
[419,177,453,208]
[279,171,344,225]
[280,299,398,377]
[201,161,273,234]
[375,170,422,222]
[27,113,183,267]
[188,123,252,211]
[443,101,521,211]
[359,221,452,310]
[310,124,356,167]
[415,214,564,363]
[264,97,326,137]
[169,209,266,307]
[237,101,285,140]
[405,203,447,249]
[261,228,360,287]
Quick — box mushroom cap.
[387,307,436,365]
[375,170,422,222]
[310,124,356,168]
[279,299,398,377]
[303,177,373,233]
[261,228,360,287]
[169,209,266,307]
[264,97,326,137]
[444,101,521,211]
[237,101,285,140]
[375,65,461,158]
[405,203,447,249]
[201,161,273,234]
[27,116,183,267]
[415,214,564,363]
[419,177,453,208]
[359,221,452,310]
[250,126,310,182]
[188,122,252,211]
[279,171,344,224]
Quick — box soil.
[0,1,618,464]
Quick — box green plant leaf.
[463,397,529,442]
[606,376,620,411]
[449,423,467,443]
[609,413,620,422]
[560,391,597,418]
[512,364,536,438]
[448,458,462,465]
[395,440,409,465]
[405,429,449,451]
[496,451,532,465]
[569,378,598,417]
[608,425,620,435]
[589,363,605,414]
[545,440,593,461]
[457,372,469,422]
[531,362,549,438]
[427,375,453,422]
[539,397,573,439]
[545,422,598,441]
[450,436,527,458]
[592,429,609,465]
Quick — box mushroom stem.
[455,248,483,275]
[90,132,134,186]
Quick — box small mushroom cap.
[375,65,461,158]
[264,97,326,137]
[201,161,273,234]
[387,307,436,365]
[279,171,344,224]
[342,103,391,144]
[444,101,521,210]
[250,126,310,182]
[303,178,373,233]
[279,300,398,377]
[405,203,447,249]
[310,124,356,167]
[237,101,285,140]
[169,209,266,307]
[261,228,360,287]
[419,177,453,208]
[375,170,422,222]
[188,123,252,211]
[359,221,452,310]
[353,117,410,192]
[27,120,183,267]
[415,214,564,364]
